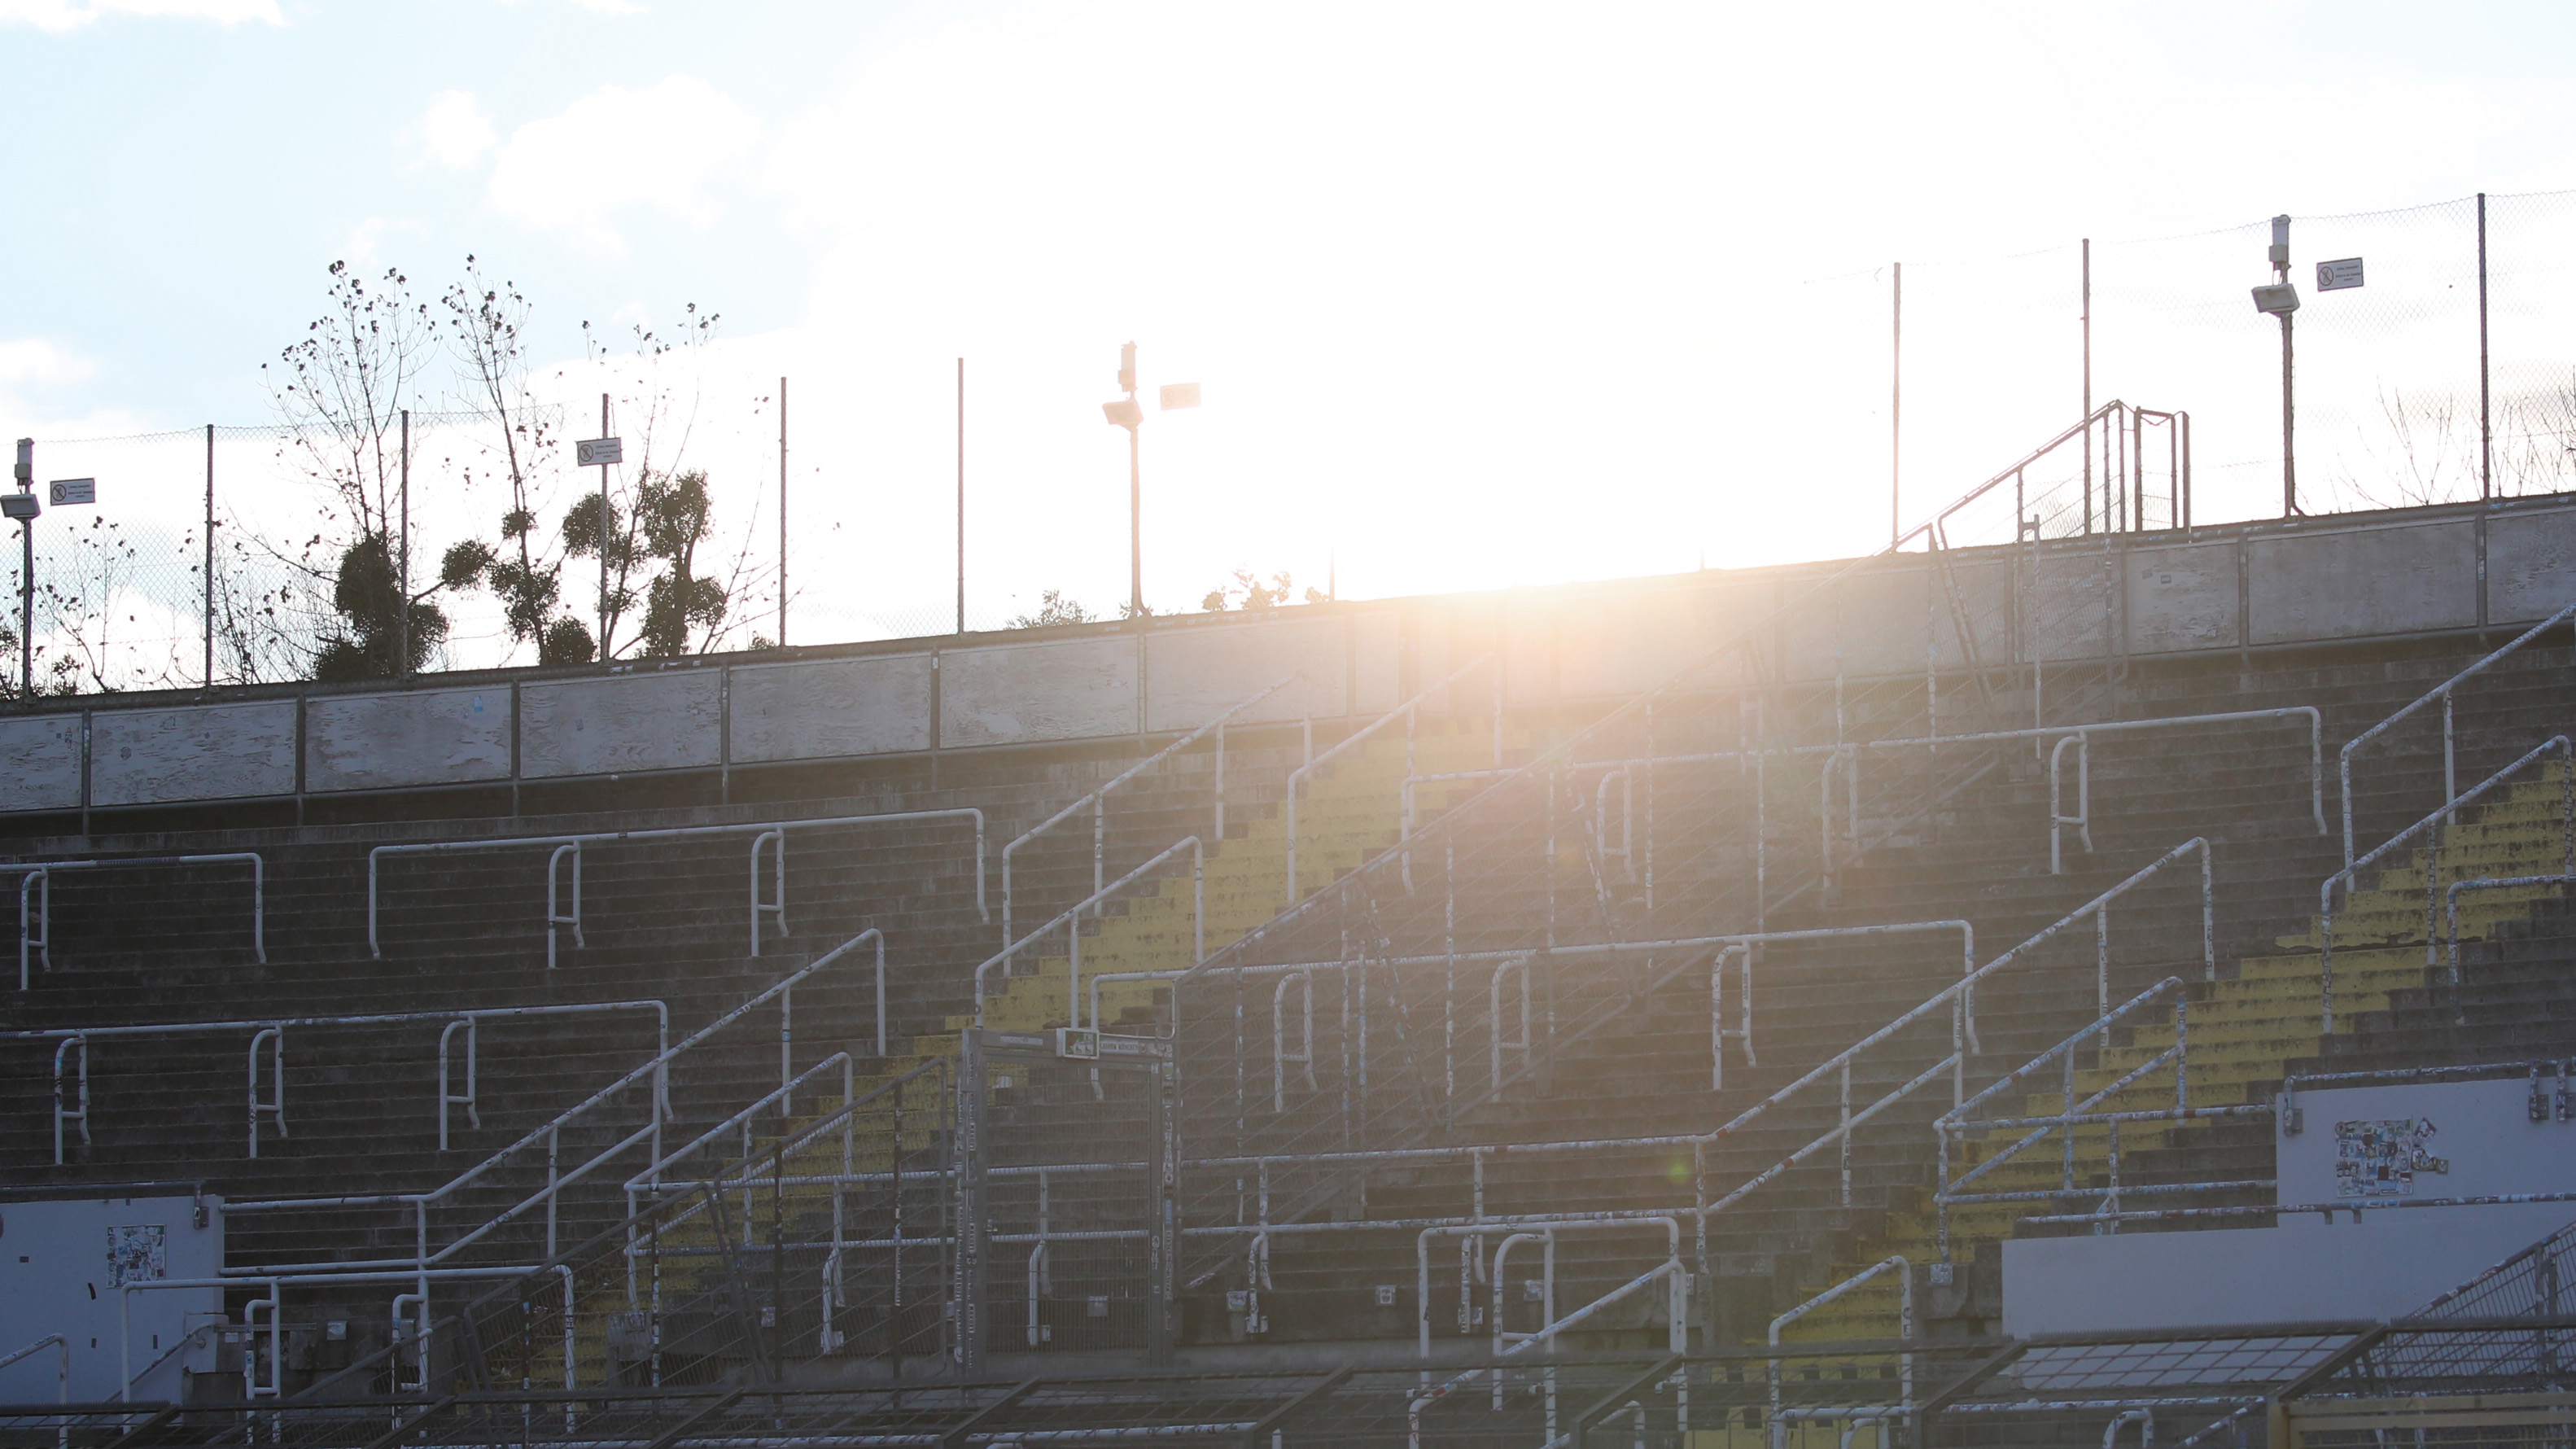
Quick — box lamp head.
[1102,397,1144,429]
[2251,282,2301,317]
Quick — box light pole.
[7,440,37,698]
[2251,214,2300,517]
[1100,343,1200,620]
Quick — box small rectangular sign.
[47,478,94,506]
[1159,382,1202,411]
[1054,1027,1100,1061]
[2316,257,2365,291]
[575,437,623,467]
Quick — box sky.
[6,1,2576,676]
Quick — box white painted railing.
[7,851,265,987]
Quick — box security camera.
[2252,282,2300,316]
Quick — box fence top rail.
[230,926,882,1215]
[2329,735,2571,903]
[368,807,984,861]
[0,997,668,1044]
[1004,673,1300,861]
[1696,838,2209,1149]
[0,851,261,873]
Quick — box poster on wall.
[2335,1118,2451,1198]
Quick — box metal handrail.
[972,837,1201,1027]
[1710,921,1976,1090]
[1287,654,1495,902]
[2338,600,2576,868]
[2318,735,2570,1031]
[1000,672,1301,945]
[366,810,984,959]
[1769,1255,1912,1449]
[221,927,888,1283]
[8,851,264,987]
[1932,976,2270,1261]
[4,1000,667,1165]
[2443,873,2576,1018]
[0,1333,67,1437]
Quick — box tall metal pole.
[2478,192,2492,501]
[1890,262,1901,547]
[777,375,788,646]
[956,357,965,635]
[14,438,30,699]
[2081,239,2092,416]
[2273,216,2296,518]
[397,408,410,675]
[203,423,214,687]
[598,392,610,657]
[1129,416,1144,616]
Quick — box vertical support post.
[952,1031,987,1373]
[1890,260,1902,546]
[777,375,788,646]
[2479,192,2492,501]
[2281,309,2298,517]
[203,423,215,687]
[1149,1058,1178,1368]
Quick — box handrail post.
[748,830,787,957]
[438,1018,479,1150]
[16,868,42,989]
[247,1025,286,1158]
[52,1035,86,1165]
[546,842,583,970]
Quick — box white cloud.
[488,75,760,256]
[409,90,498,170]
[0,339,94,388]
[0,0,278,30]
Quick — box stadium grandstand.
[7,401,2576,1447]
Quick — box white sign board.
[575,437,623,467]
[47,478,94,506]
[1159,382,1202,410]
[2316,256,2365,291]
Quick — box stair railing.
[2443,873,2576,1018]
[225,927,888,1284]
[7,851,265,987]
[1288,654,1498,903]
[2338,600,2576,868]
[1000,672,1301,946]
[6,999,668,1165]
[2319,735,2570,1031]
[1769,1254,1912,1449]
[1712,921,1976,1089]
[1692,839,2213,1263]
[1932,975,2274,1263]
[368,810,985,961]
[973,836,1201,1028]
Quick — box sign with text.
[2316,257,2365,291]
[575,437,623,467]
[46,479,94,506]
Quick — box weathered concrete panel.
[1542,589,1719,700]
[1352,612,1401,716]
[519,672,722,778]
[1782,562,1937,682]
[2025,551,2116,666]
[729,654,934,762]
[2250,522,2478,644]
[91,701,296,806]
[2124,541,2238,654]
[0,715,82,812]
[304,687,511,792]
[1145,619,1346,730]
[942,636,1138,747]
[2487,508,2576,624]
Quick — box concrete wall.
[2005,1079,2576,1335]
[0,1193,222,1403]
[11,498,2575,817]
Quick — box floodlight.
[2251,282,2300,316]
[1103,397,1144,429]
[2,494,41,521]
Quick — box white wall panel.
[2250,522,2478,643]
[942,637,1138,747]
[1145,619,1346,731]
[518,672,722,778]
[2124,541,2239,654]
[0,713,81,812]
[2486,508,2576,624]
[730,654,935,762]
[91,701,295,806]
[305,687,511,792]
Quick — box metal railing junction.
[6,851,265,987]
